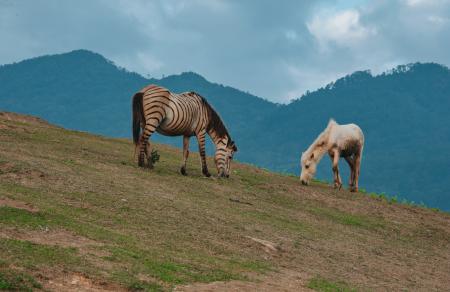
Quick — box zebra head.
[216,138,237,178]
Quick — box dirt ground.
[175,269,314,292]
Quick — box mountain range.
[0,50,449,210]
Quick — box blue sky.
[1,0,449,103]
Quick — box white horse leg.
[353,150,362,192]
[331,149,342,189]
[345,156,355,190]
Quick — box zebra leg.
[196,131,211,177]
[180,135,190,175]
[139,122,159,169]
[138,137,145,168]
[145,143,153,169]
[138,136,150,168]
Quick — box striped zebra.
[132,84,237,178]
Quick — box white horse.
[300,119,364,192]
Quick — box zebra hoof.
[138,157,145,168]
[180,167,187,176]
[202,167,211,177]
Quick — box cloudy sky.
[1,0,449,102]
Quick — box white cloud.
[404,0,450,7]
[285,29,298,41]
[307,9,376,50]
[427,15,450,24]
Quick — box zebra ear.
[228,140,237,152]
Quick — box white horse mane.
[302,119,337,163]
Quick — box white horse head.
[300,151,316,185]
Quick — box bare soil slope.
[0,112,449,291]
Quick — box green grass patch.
[245,210,311,233]
[0,207,49,229]
[233,259,271,273]
[0,269,42,291]
[307,276,357,292]
[308,207,385,230]
[111,270,164,292]
[0,205,128,246]
[128,280,164,292]
[239,171,268,187]
[0,238,81,269]
[105,246,253,286]
[312,178,329,185]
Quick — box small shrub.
[389,196,398,204]
[150,150,160,164]
[369,193,379,199]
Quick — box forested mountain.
[1,50,449,210]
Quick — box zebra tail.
[132,92,144,145]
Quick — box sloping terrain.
[0,112,449,291]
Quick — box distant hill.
[1,50,449,210]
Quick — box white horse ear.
[328,118,337,127]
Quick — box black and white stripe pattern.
[132,84,237,177]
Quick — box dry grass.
[0,111,449,291]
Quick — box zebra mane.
[200,96,231,140]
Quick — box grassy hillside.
[0,112,449,291]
